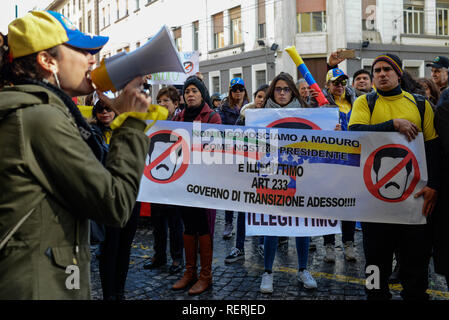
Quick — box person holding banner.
[349,53,440,300]
[219,77,249,239]
[0,11,152,299]
[224,84,269,263]
[143,86,184,274]
[259,72,317,293]
[313,69,359,263]
[171,75,221,295]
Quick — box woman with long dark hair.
[259,72,317,294]
[263,72,310,108]
[418,77,440,109]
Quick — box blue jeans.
[235,212,264,251]
[264,236,310,271]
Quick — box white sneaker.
[260,272,273,293]
[223,223,233,239]
[344,241,357,261]
[324,244,336,263]
[298,270,317,289]
[224,247,245,263]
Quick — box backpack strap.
[404,93,426,131]
[365,91,379,115]
[366,91,426,131]
[413,93,426,131]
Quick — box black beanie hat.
[183,76,209,104]
[372,53,403,78]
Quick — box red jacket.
[174,103,222,124]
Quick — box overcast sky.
[0,0,51,34]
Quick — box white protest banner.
[244,108,341,236]
[245,107,340,130]
[137,108,428,224]
[245,213,341,237]
[149,51,199,85]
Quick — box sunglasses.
[332,79,347,87]
[231,86,245,93]
[274,87,291,93]
[96,105,113,113]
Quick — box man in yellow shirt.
[349,53,439,300]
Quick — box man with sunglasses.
[311,68,358,264]
[323,68,357,131]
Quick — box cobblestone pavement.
[90,211,449,301]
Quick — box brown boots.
[172,234,197,290]
[188,234,213,295]
[172,234,213,295]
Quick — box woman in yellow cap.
[0,11,152,300]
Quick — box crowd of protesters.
[1,10,449,301]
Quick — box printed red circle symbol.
[183,61,194,73]
[143,130,190,184]
[363,144,420,202]
[267,117,321,130]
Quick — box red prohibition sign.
[183,61,193,73]
[267,117,321,130]
[143,130,190,184]
[363,144,420,202]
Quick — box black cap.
[183,75,212,106]
[426,56,449,69]
[211,93,221,101]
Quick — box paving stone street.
[90,210,449,301]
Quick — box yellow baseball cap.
[8,10,108,59]
[326,68,348,82]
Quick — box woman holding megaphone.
[0,11,156,300]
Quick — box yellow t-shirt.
[348,90,437,142]
[334,92,352,115]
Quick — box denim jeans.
[264,236,310,271]
[235,212,264,251]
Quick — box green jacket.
[0,84,150,300]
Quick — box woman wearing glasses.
[259,72,317,294]
[263,72,310,109]
[218,78,249,239]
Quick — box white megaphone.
[91,25,185,92]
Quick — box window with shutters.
[437,1,449,36]
[362,0,376,31]
[296,0,326,33]
[258,0,266,39]
[230,6,242,45]
[213,12,225,49]
[173,28,182,51]
[193,21,199,51]
[87,10,92,33]
[403,0,424,34]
